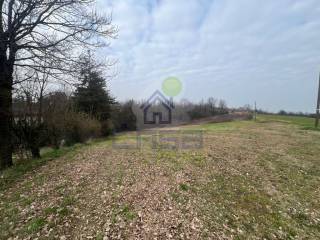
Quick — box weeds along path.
[1,121,320,239]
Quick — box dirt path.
[1,121,320,239]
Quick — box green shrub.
[44,106,101,147]
[100,119,114,136]
[64,111,101,145]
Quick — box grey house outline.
[140,90,174,124]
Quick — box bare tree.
[218,100,228,114]
[13,65,51,158]
[0,0,116,169]
[207,97,217,115]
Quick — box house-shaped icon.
[140,90,174,124]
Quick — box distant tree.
[186,98,228,120]
[278,110,287,115]
[207,97,217,115]
[73,54,115,134]
[12,60,53,158]
[43,92,70,149]
[218,100,228,114]
[243,104,252,112]
[12,68,51,158]
[112,100,136,131]
[43,91,102,147]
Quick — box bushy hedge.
[63,111,101,145]
[45,109,101,147]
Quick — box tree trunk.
[31,146,41,159]
[0,51,13,170]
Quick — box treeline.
[176,98,228,121]
[110,98,229,131]
[277,110,314,118]
[11,53,314,163]
[11,52,232,162]
[12,72,231,161]
[253,109,314,118]
[12,54,115,160]
[0,0,119,170]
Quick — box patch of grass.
[121,205,137,221]
[195,173,302,239]
[96,232,104,240]
[258,114,317,130]
[111,204,137,222]
[19,196,34,206]
[42,195,75,218]
[26,217,46,233]
[0,201,20,238]
[44,204,71,217]
[43,196,75,217]
[189,120,253,132]
[34,174,47,185]
[111,134,141,149]
[258,145,320,211]
[0,145,83,191]
[154,150,206,173]
[190,114,319,133]
[179,183,189,191]
[44,206,59,215]
[55,183,69,195]
[62,195,76,207]
[57,207,70,216]
[184,152,206,167]
[170,191,189,206]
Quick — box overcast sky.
[97,0,320,113]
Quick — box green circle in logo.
[162,77,182,97]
